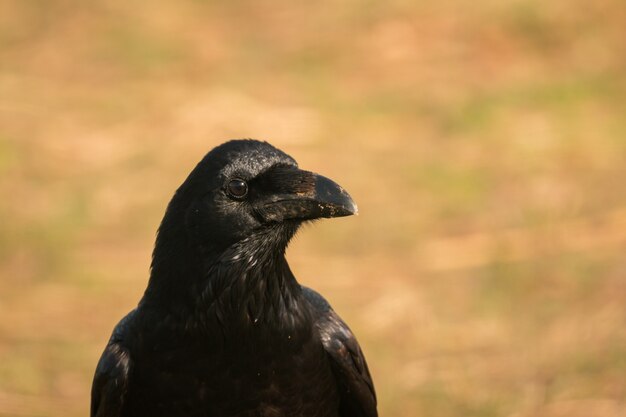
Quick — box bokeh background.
[1,1,625,416]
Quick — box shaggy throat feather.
[197,223,305,330]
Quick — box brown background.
[1,1,625,416]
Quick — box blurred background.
[1,0,625,416]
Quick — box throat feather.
[197,226,305,331]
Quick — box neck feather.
[143,219,307,333]
[197,224,306,330]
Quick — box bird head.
[159,139,357,256]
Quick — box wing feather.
[91,311,135,417]
[302,287,377,417]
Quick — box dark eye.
[226,178,248,199]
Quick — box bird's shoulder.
[301,286,378,417]
[91,309,137,417]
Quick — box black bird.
[91,140,377,417]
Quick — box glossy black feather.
[91,311,134,417]
[302,287,377,417]
[90,140,377,417]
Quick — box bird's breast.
[128,318,339,417]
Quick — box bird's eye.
[226,178,248,199]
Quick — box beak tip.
[348,200,358,216]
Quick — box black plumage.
[91,140,377,417]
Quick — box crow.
[91,139,377,417]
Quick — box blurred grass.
[1,0,625,416]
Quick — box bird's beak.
[254,167,358,223]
